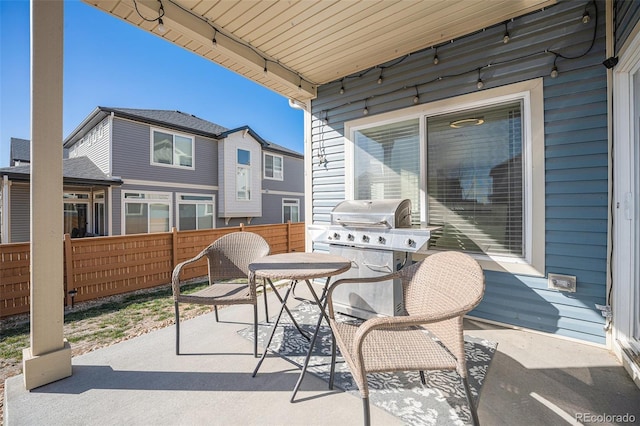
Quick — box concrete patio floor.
[5,285,640,426]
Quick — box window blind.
[427,101,523,256]
[354,118,421,224]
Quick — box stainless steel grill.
[309,199,434,319]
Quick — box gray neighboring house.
[0,153,123,243]
[61,107,304,236]
[9,137,31,166]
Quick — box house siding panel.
[10,184,29,243]
[258,193,305,225]
[69,117,111,174]
[262,152,304,193]
[615,0,640,53]
[310,0,607,344]
[111,118,217,186]
[217,132,262,218]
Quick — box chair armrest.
[326,272,401,319]
[351,309,468,357]
[171,249,208,299]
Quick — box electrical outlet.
[548,273,576,292]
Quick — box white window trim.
[236,148,252,201]
[344,78,545,276]
[149,127,195,170]
[176,192,216,230]
[282,198,300,223]
[93,191,106,236]
[264,152,284,181]
[613,28,640,355]
[63,191,92,236]
[121,190,173,234]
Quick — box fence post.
[172,227,178,268]
[63,233,73,307]
[287,221,292,252]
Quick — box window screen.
[427,101,523,256]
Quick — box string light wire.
[318,1,598,118]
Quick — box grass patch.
[0,281,210,363]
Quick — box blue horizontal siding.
[312,0,608,344]
[615,0,640,53]
[471,270,606,344]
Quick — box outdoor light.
[157,18,166,34]
[503,22,510,43]
[582,10,591,24]
[363,100,369,115]
[68,288,78,308]
[339,79,345,94]
[476,69,484,89]
[433,47,439,65]
[212,29,218,47]
[413,86,419,104]
[377,69,383,84]
[550,54,559,78]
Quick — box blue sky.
[0,0,304,167]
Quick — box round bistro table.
[249,252,352,401]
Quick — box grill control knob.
[332,232,340,240]
[406,238,415,247]
[362,235,370,243]
[347,234,355,241]
[378,236,386,244]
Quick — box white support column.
[23,0,71,391]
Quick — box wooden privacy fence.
[0,222,305,318]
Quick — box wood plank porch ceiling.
[83,0,556,102]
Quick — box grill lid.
[331,199,412,229]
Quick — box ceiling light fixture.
[450,117,485,128]
[433,47,439,65]
[503,22,510,44]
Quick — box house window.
[178,194,215,230]
[353,119,420,224]
[151,129,194,168]
[264,153,283,180]
[282,199,300,223]
[94,192,106,236]
[346,79,544,272]
[427,101,523,257]
[123,191,171,234]
[237,149,251,200]
[63,192,90,237]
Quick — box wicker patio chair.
[327,251,485,426]
[172,231,270,356]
